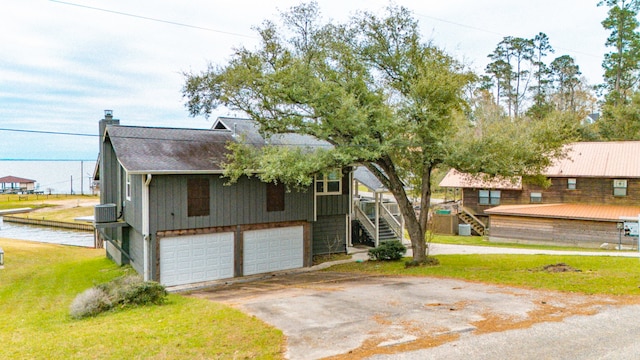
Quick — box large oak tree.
[183,3,572,262]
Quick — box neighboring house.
[582,113,599,125]
[439,141,640,247]
[0,175,37,194]
[95,112,351,287]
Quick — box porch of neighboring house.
[433,202,488,236]
[351,167,405,248]
[0,176,37,194]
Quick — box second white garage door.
[160,232,234,287]
[243,226,304,276]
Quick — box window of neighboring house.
[567,178,577,190]
[266,182,285,212]
[613,179,627,197]
[316,170,342,195]
[478,190,501,205]
[125,172,131,201]
[530,192,542,203]
[187,178,210,217]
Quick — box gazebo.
[0,176,37,194]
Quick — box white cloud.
[0,0,615,160]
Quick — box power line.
[49,0,257,40]
[0,128,96,137]
[0,158,95,162]
[414,12,602,59]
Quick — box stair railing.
[354,206,377,243]
[381,203,402,239]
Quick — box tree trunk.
[369,157,428,262]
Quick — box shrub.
[69,287,112,319]
[70,275,167,319]
[368,240,407,261]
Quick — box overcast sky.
[1,0,610,160]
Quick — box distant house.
[439,141,640,247]
[95,112,352,287]
[0,175,36,194]
[582,113,599,125]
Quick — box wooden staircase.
[457,207,486,236]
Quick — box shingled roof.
[105,118,330,174]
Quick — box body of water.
[0,160,97,195]
[0,221,94,248]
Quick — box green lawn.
[329,254,640,295]
[429,234,625,252]
[0,239,283,359]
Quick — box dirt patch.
[532,262,582,273]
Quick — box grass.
[0,193,83,209]
[13,206,95,223]
[0,194,98,223]
[429,234,623,252]
[0,238,283,359]
[328,254,640,296]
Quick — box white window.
[126,172,131,200]
[479,190,500,205]
[530,192,542,203]
[567,178,576,190]
[316,170,342,195]
[613,179,627,197]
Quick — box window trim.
[315,170,342,195]
[125,172,131,201]
[530,192,542,203]
[613,179,627,197]
[478,189,500,205]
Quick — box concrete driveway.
[189,270,633,359]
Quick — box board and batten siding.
[148,174,314,234]
[489,215,628,248]
[126,227,144,275]
[312,214,347,254]
[315,172,351,216]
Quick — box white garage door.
[243,226,304,276]
[160,232,234,287]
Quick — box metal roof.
[439,169,522,190]
[545,141,640,178]
[440,141,640,188]
[485,203,640,222]
[0,176,36,183]
[353,166,387,192]
[106,118,331,174]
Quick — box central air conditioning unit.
[94,204,117,223]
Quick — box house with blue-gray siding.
[95,111,352,287]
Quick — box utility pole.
[81,161,84,195]
[70,175,73,195]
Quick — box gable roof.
[0,175,36,183]
[439,169,522,190]
[545,141,640,178]
[105,118,330,174]
[107,126,232,174]
[440,141,640,189]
